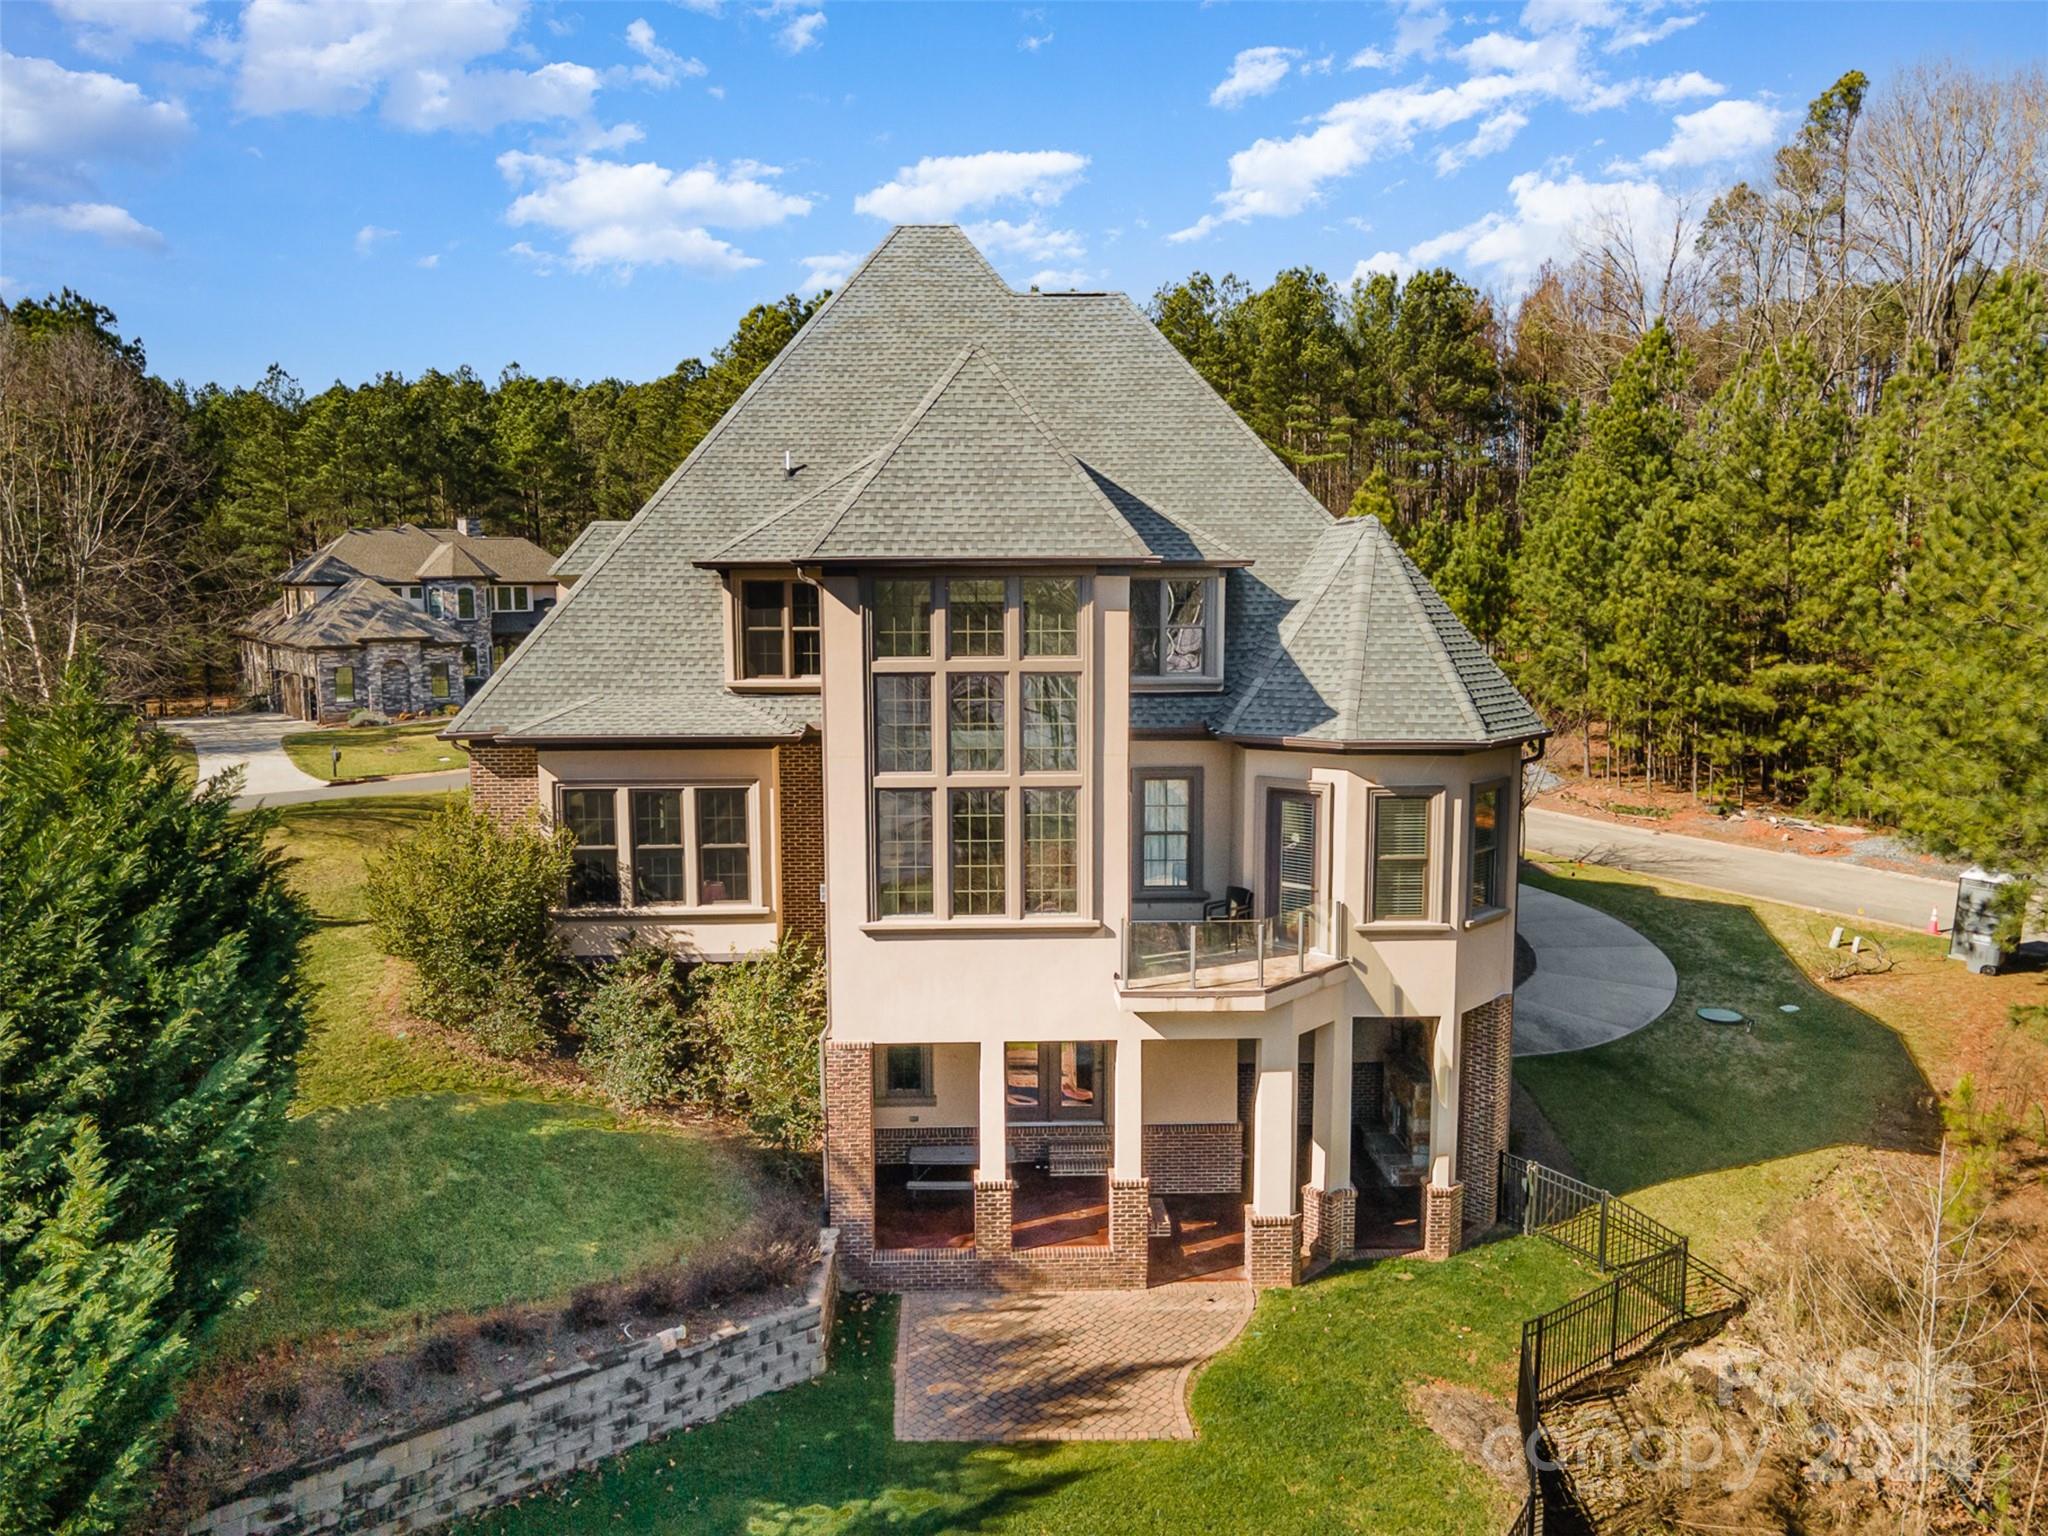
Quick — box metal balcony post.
[1255,918,1266,985]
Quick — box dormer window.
[737,576,821,681]
[1130,574,1222,685]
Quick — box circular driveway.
[158,713,326,796]
[1512,885,1677,1056]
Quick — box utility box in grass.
[1949,867,2016,975]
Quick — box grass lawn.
[1515,858,1939,1253]
[281,721,468,781]
[467,1239,1593,1536]
[218,795,762,1354]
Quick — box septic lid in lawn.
[1779,1004,1800,1014]
[1697,1007,1747,1025]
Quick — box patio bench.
[905,1177,974,1195]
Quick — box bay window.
[868,573,1089,921]
[556,783,759,910]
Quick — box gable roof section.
[252,577,474,649]
[704,346,1154,566]
[1219,517,1544,747]
[414,541,493,579]
[549,520,630,579]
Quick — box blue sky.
[1,1,2035,388]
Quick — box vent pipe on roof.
[783,450,794,477]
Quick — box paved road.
[160,713,326,796]
[231,770,467,811]
[1524,806,1953,933]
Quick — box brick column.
[775,737,826,946]
[1457,993,1515,1235]
[1246,1208,1302,1288]
[973,1180,1015,1257]
[468,742,538,827]
[1302,1183,1356,1263]
[822,1043,874,1261]
[1109,1177,1152,1287]
[1423,1182,1464,1260]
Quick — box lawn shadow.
[1514,862,1940,1202]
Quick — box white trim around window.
[551,780,768,916]
[492,584,531,612]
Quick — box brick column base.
[1302,1184,1356,1262]
[1423,1182,1464,1260]
[823,1043,874,1262]
[974,1180,1016,1257]
[1246,1207,1302,1288]
[1458,993,1515,1234]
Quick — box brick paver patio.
[894,1287,1255,1442]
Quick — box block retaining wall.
[187,1233,839,1536]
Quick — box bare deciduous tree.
[0,319,197,701]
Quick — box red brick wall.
[1302,1183,1356,1262]
[1141,1123,1243,1195]
[1456,993,1514,1234]
[1245,1208,1301,1288]
[776,736,825,947]
[468,742,538,826]
[822,1042,875,1260]
[1423,1182,1464,1260]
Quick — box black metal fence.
[1502,1154,1749,1536]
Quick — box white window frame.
[333,664,356,703]
[1129,572,1226,690]
[551,780,766,916]
[455,586,477,621]
[865,571,1093,925]
[492,584,531,613]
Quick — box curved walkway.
[895,1287,1253,1442]
[1512,885,1677,1057]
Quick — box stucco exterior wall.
[1141,1039,1237,1123]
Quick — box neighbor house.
[448,227,1543,1292]
[238,520,560,721]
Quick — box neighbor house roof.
[549,520,630,580]
[1219,516,1545,747]
[451,224,1541,750]
[413,541,493,580]
[243,577,472,650]
[280,525,556,587]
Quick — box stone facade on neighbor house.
[238,521,559,724]
[185,1236,838,1536]
[447,224,1545,1297]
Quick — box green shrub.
[686,938,826,1151]
[577,947,691,1109]
[471,956,554,1061]
[364,800,572,1039]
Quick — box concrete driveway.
[1513,885,1677,1056]
[159,713,325,797]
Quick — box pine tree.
[0,662,310,1533]
[1858,272,2048,872]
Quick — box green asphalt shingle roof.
[451,225,1541,749]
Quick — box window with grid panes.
[558,785,757,910]
[1130,574,1220,681]
[738,576,821,680]
[867,573,1087,920]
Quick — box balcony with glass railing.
[1120,907,1341,996]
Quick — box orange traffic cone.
[1928,906,1940,935]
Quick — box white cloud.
[776,10,826,53]
[1210,46,1299,109]
[622,18,706,87]
[9,200,167,251]
[1393,4,1451,60]
[1020,30,1053,52]
[0,52,191,194]
[962,216,1085,264]
[1397,168,1676,290]
[1173,31,1609,239]
[1520,0,1620,32]
[678,0,725,13]
[233,0,602,130]
[1605,10,1702,51]
[797,249,860,292]
[498,151,810,273]
[48,0,203,57]
[1025,267,1093,290]
[1628,97,1784,170]
[1349,250,1414,284]
[854,149,1088,222]
[355,223,397,254]
[1348,46,1391,70]
[1435,109,1529,175]
[417,253,442,268]
[1648,70,1722,103]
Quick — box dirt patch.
[1408,1379,1523,1491]
[146,1194,818,1535]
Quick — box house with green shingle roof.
[450,225,1544,1293]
